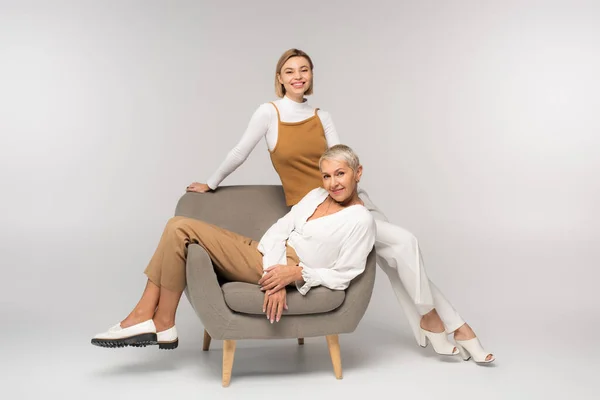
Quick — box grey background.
[0,0,598,398]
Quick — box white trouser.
[358,189,465,342]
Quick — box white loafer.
[91,319,157,348]
[157,326,178,350]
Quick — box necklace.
[317,195,361,219]
[320,197,333,218]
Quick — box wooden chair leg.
[202,329,212,351]
[297,338,304,345]
[326,334,343,379]
[222,340,236,387]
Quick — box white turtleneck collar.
[279,95,312,112]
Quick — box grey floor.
[2,231,597,399]
[3,274,597,400]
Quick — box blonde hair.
[275,48,315,98]
[319,144,361,172]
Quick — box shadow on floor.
[93,320,464,381]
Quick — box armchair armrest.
[184,244,234,340]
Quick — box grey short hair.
[319,144,360,171]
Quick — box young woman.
[187,49,494,364]
[92,145,376,348]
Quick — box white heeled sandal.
[418,328,459,356]
[455,337,495,364]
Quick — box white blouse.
[257,188,376,295]
[206,96,341,189]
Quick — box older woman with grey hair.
[92,144,376,350]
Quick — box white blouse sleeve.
[257,188,320,272]
[206,104,272,189]
[317,110,341,147]
[295,211,376,295]
[256,192,305,272]
[256,209,296,272]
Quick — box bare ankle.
[152,316,175,332]
[453,323,476,340]
[121,308,154,328]
[420,310,445,333]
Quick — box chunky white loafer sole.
[91,319,157,348]
[157,326,178,350]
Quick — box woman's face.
[277,56,312,98]
[320,158,362,203]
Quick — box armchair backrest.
[174,185,291,241]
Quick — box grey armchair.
[176,185,376,386]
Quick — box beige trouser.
[144,216,299,292]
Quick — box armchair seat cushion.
[222,282,346,315]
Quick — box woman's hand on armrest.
[186,182,213,193]
[259,264,303,295]
[263,290,287,323]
